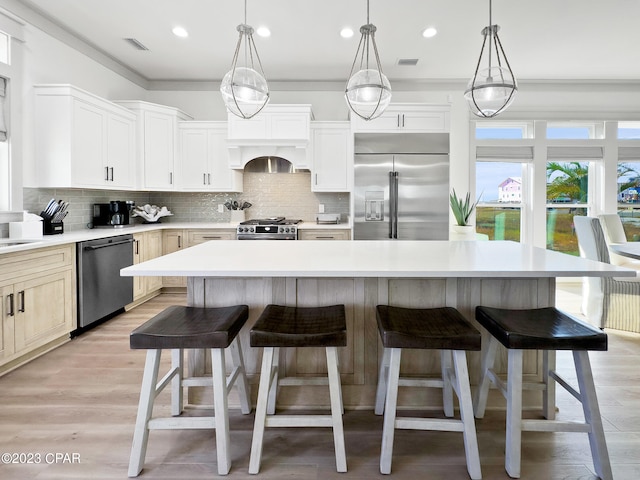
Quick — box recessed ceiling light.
[422,27,437,38]
[256,26,271,37]
[340,27,354,39]
[172,26,188,38]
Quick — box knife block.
[43,219,64,235]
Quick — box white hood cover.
[228,142,309,171]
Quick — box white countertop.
[0,221,351,254]
[120,240,635,279]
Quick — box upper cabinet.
[227,104,313,141]
[34,85,136,189]
[350,103,450,133]
[114,100,192,191]
[178,122,243,192]
[311,122,352,192]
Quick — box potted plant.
[449,189,479,240]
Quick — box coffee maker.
[93,201,131,227]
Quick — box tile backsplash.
[18,172,349,233]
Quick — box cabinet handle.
[169,172,173,185]
[178,235,182,248]
[315,236,336,239]
[110,167,114,181]
[18,290,25,313]
[6,293,14,317]
[105,166,109,181]
[402,114,405,127]
[397,114,400,128]
[135,240,140,255]
[315,173,318,185]
[203,173,207,185]
[208,173,211,185]
[202,236,222,239]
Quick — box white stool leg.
[211,348,231,475]
[574,351,613,480]
[441,349,454,418]
[380,347,402,475]
[249,346,275,475]
[452,350,482,480]
[128,349,162,478]
[505,349,523,479]
[229,337,251,415]
[375,348,391,415]
[171,349,183,416]
[542,350,556,420]
[474,335,499,418]
[326,346,347,472]
[266,347,280,415]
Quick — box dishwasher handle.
[84,238,134,251]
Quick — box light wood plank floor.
[1,286,639,479]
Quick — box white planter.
[450,225,476,241]
[230,210,246,223]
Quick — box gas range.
[236,217,302,240]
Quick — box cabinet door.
[162,230,186,288]
[107,113,136,188]
[0,285,15,361]
[72,100,106,187]
[180,128,209,190]
[132,234,145,300]
[208,128,243,191]
[143,231,164,293]
[13,270,73,354]
[400,110,450,132]
[312,125,351,192]
[144,111,175,189]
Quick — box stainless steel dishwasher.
[76,234,134,334]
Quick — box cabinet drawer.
[0,245,74,285]
[187,230,236,245]
[298,230,351,240]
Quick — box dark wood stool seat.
[475,306,607,351]
[374,305,481,479]
[473,306,612,480]
[128,305,251,477]
[377,305,481,350]
[249,304,347,474]
[130,305,249,349]
[250,304,347,347]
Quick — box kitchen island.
[121,240,633,410]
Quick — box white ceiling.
[10,0,640,86]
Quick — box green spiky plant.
[449,189,479,226]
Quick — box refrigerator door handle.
[389,171,399,239]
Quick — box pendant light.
[345,0,391,121]
[464,0,517,118]
[220,0,269,119]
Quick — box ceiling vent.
[397,58,419,66]
[124,38,149,51]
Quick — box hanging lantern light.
[464,0,517,118]
[345,0,392,121]
[220,0,269,119]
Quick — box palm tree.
[547,162,588,202]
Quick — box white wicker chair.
[598,214,640,270]
[574,216,640,332]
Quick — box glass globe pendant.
[220,3,269,119]
[464,1,517,118]
[345,3,392,121]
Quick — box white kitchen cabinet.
[132,231,163,301]
[114,100,192,190]
[179,122,243,192]
[298,229,351,240]
[227,104,313,140]
[0,245,75,374]
[162,229,186,288]
[34,85,136,189]
[311,122,352,192]
[350,104,450,133]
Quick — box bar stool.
[248,304,347,474]
[374,305,482,479]
[128,305,251,477]
[473,306,611,480]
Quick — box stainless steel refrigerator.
[354,132,449,240]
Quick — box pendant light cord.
[487,0,493,71]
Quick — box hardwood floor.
[1,287,639,479]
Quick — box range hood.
[227,142,310,172]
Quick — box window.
[0,30,8,65]
[475,122,532,139]
[546,122,603,139]
[618,121,640,140]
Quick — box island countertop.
[120,240,633,278]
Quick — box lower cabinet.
[162,229,186,288]
[187,229,236,244]
[0,245,75,374]
[298,229,351,240]
[133,231,163,301]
